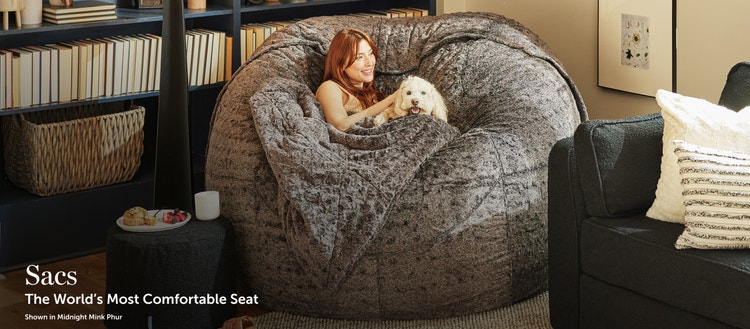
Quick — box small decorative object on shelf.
[245,0,263,5]
[0,0,24,30]
[49,0,72,6]
[187,0,205,10]
[116,0,162,9]
[20,0,41,25]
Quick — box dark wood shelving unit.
[0,0,435,272]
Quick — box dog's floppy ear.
[393,79,407,111]
[430,84,449,122]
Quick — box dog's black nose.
[411,99,419,106]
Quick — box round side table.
[104,217,236,329]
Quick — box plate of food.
[116,207,191,232]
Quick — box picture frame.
[598,0,674,97]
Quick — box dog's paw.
[373,114,387,126]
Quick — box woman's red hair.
[323,29,384,108]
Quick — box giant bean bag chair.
[205,12,587,320]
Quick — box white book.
[2,49,13,108]
[0,49,4,109]
[406,7,429,17]
[0,50,5,109]
[200,29,214,85]
[4,49,12,108]
[185,31,196,86]
[104,36,124,96]
[36,46,52,104]
[43,1,116,15]
[73,40,94,98]
[144,34,158,91]
[5,49,14,107]
[94,40,105,97]
[194,30,207,86]
[74,40,93,99]
[77,40,99,98]
[131,36,144,92]
[100,38,114,96]
[124,35,138,94]
[248,25,257,59]
[88,40,101,98]
[10,48,33,107]
[133,35,150,92]
[119,36,132,94]
[208,30,220,84]
[261,23,275,47]
[43,9,116,20]
[43,14,117,25]
[252,24,265,55]
[21,47,41,105]
[217,31,226,82]
[144,35,154,91]
[59,41,79,100]
[12,53,20,107]
[136,35,149,91]
[240,28,246,64]
[46,43,73,103]
[39,45,59,103]
[150,33,162,91]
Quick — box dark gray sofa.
[548,62,750,329]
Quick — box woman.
[316,28,396,131]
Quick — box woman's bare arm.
[316,81,395,131]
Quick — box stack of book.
[43,0,117,25]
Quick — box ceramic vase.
[20,0,41,25]
[187,0,205,10]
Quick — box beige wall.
[676,0,750,103]
[437,0,464,14]
[438,0,750,119]
[439,0,658,119]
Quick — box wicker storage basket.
[2,102,145,196]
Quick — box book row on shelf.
[186,29,228,88]
[0,6,430,111]
[240,7,431,62]
[0,29,228,111]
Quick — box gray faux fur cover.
[206,12,586,320]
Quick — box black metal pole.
[154,0,193,212]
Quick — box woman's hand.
[364,91,396,117]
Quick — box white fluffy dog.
[373,76,448,126]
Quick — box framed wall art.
[598,0,674,97]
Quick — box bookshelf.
[0,0,436,271]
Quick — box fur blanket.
[250,80,459,289]
[206,12,586,320]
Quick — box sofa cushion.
[647,90,750,223]
[719,62,750,111]
[580,215,750,328]
[673,140,750,249]
[579,275,733,329]
[573,113,663,218]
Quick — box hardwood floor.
[1,253,108,329]
[0,253,266,329]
